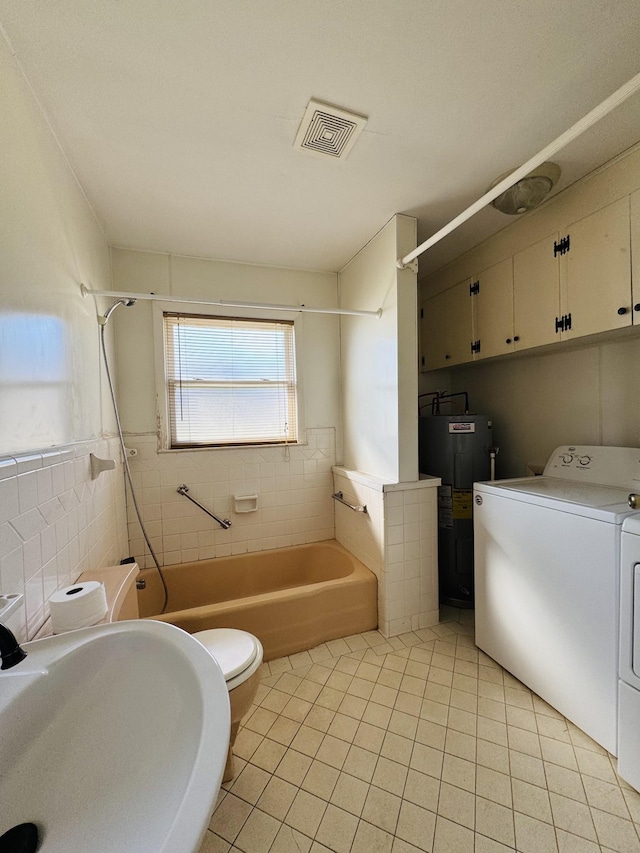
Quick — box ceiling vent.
[294,99,367,160]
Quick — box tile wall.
[0,438,128,642]
[333,468,440,638]
[123,428,336,567]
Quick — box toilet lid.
[193,628,259,681]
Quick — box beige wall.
[0,36,127,640]
[419,143,640,479]
[110,248,342,445]
[435,335,640,478]
[0,36,115,453]
[339,215,418,482]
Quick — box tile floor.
[198,610,640,853]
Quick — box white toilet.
[192,628,264,781]
[72,564,263,783]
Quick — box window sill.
[157,441,306,454]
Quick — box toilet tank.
[77,563,140,622]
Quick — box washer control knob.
[578,456,591,466]
[629,493,640,509]
[561,453,573,464]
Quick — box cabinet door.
[560,197,631,340]
[420,278,473,369]
[472,258,514,359]
[631,189,640,324]
[445,278,474,365]
[513,234,560,350]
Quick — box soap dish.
[234,494,258,513]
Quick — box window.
[162,312,299,448]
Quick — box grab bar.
[332,491,368,514]
[177,484,232,529]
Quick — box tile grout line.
[204,617,640,853]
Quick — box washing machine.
[474,445,640,755]
[619,515,640,790]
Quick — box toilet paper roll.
[49,581,109,634]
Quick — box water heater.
[419,414,493,608]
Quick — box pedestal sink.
[0,619,230,852]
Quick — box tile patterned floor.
[198,610,640,853]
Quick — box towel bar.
[332,491,367,514]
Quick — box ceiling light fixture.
[489,162,561,215]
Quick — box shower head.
[99,298,137,325]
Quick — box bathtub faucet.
[176,484,232,530]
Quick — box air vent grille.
[294,99,367,160]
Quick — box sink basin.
[0,619,230,852]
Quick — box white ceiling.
[2,1,640,277]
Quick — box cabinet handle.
[618,307,628,315]
[445,354,451,360]
[634,304,640,312]
[505,338,512,344]
[514,335,520,342]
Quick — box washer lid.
[492,478,632,507]
[196,628,259,681]
[474,477,633,522]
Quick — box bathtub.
[137,540,377,661]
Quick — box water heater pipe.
[489,447,499,481]
[397,70,640,270]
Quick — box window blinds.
[164,313,298,447]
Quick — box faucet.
[0,622,27,670]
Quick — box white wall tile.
[123,428,336,566]
[0,443,127,641]
[0,478,19,524]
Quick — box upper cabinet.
[471,258,514,359]
[420,186,638,371]
[513,233,560,350]
[629,188,640,318]
[420,277,472,370]
[559,197,631,340]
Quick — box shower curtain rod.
[397,70,640,270]
[81,285,382,318]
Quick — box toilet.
[73,564,263,782]
[192,628,263,781]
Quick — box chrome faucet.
[0,622,27,670]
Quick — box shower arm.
[177,484,232,529]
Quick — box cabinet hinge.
[470,281,480,296]
[420,308,424,319]
[421,355,425,366]
[553,235,571,257]
[555,314,572,333]
[471,340,481,354]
